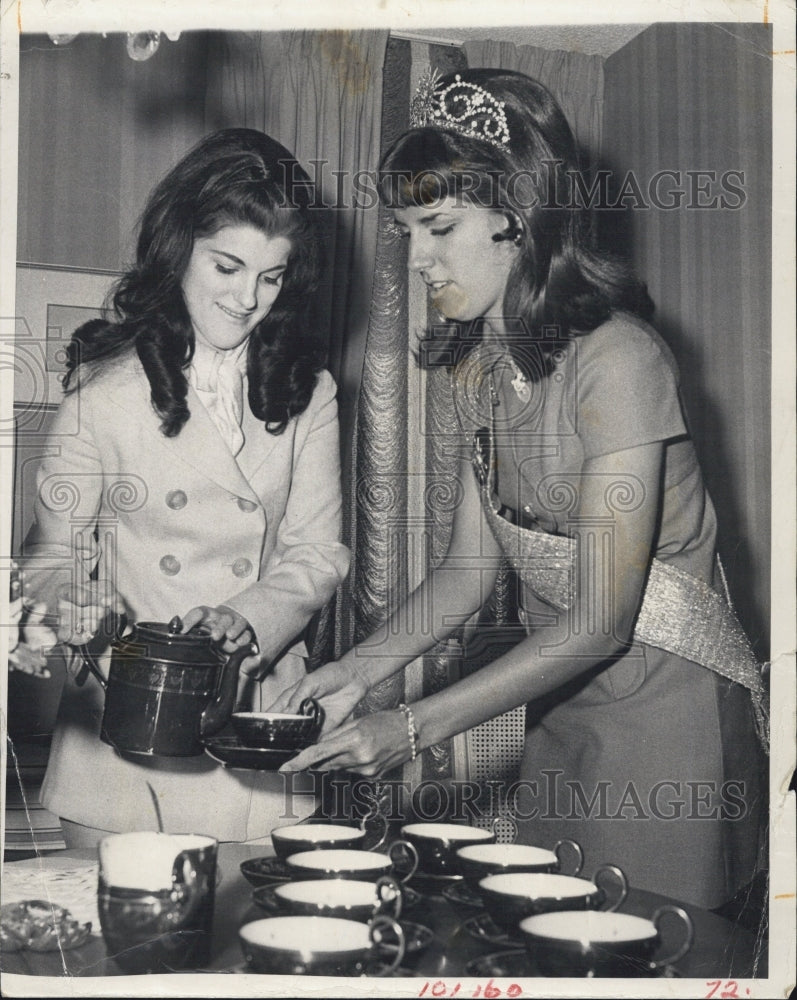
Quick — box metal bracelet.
[398,703,419,762]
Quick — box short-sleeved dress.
[457,313,765,909]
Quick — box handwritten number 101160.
[418,982,523,998]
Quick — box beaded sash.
[471,423,770,752]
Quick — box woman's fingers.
[55,597,109,645]
[182,605,253,650]
[279,712,408,777]
[54,581,126,646]
[266,680,305,714]
[279,725,361,773]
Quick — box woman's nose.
[407,236,434,273]
[235,274,259,310]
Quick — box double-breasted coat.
[22,349,350,840]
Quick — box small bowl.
[231,698,323,749]
[400,822,494,875]
[239,914,405,976]
[285,843,418,885]
[253,876,402,923]
[519,906,694,977]
[479,867,628,931]
[456,839,583,888]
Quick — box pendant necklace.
[509,357,531,403]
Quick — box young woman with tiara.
[274,69,767,909]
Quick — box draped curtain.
[204,29,389,666]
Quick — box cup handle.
[650,905,694,970]
[299,697,324,731]
[593,863,629,912]
[553,838,584,876]
[375,875,403,921]
[361,810,389,852]
[253,887,282,914]
[491,814,518,844]
[389,839,419,884]
[369,915,405,977]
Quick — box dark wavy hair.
[64,128,323,435]
[378,69,653,378]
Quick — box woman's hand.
[55,580,126,646]
[9,601,56,678]
[182,605,263,693]
[278,709,412,776]
[181,604,254,652]
[266,658,369,734]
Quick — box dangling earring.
[491,211,524,247]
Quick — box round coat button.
[166,490,188,510]
[159,554,181,576]
[232,557,253,578]
[237,498,258,513]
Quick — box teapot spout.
[200,642,258,738]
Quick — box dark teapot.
[77,615,257,758]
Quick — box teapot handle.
[73,611,129,690]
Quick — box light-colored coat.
[22,350,350,839]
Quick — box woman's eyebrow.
[209,248,286,272]
[419,212,454,226]
[209,248,246,265]
[392,212,453,229]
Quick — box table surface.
[1,843,766,982]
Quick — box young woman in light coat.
[20,129,350,845]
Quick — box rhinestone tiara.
[409,68,511,152]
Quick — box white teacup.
[285,842,418,884]
[239,914,405,975]
[519,907,694,976]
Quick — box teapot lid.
[129,616,213,644]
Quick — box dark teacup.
[456,838,583,889]
[239,914,405,976]
[519,906,694,977]
[98,831,218,973]
[253,876,402,923]
[231,698,322,749]
[271,817,387,858]
[400,822,495,875]
[284,843,418,884]
[479,866,628,932]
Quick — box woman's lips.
[217,303,253,320]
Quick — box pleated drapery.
[205,30,390,669]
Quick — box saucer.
[441,881,484,910]
[462,911,515,946]
[204,737,298,771]
[466,949,531,977]
[465,950,680,979]
[239,856,293,887]
[398,920,435,956]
